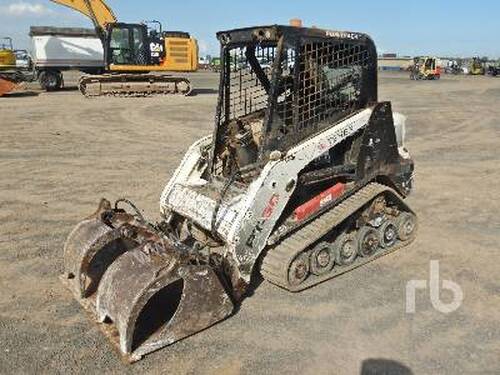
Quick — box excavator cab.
[0,37,16,69]
[106,23,150,66]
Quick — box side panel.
[226,109,373,279]
[32,35,104,68]
[356,102,414,195]
[161,108,374,282]
[162,37,198,72]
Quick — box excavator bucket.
[61,200,234,362]
[0,75,19,96]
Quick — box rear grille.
[168,40,190,63]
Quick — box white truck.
[30,26,104,91]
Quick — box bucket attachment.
[0,75,19,97]
[61,200,234,362]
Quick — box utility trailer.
[30,26,104,91]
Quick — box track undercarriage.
[261,183,417,291]
[79,73,192,97]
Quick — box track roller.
[309,241,336,276]
[334,232,358,265]
[357,226,380,257]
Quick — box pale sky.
[0,0,499,58]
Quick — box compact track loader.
[468,57,485,75]
[62,25,417,362]
[410,56,440,80]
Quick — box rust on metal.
[0,75,19,96]
[62,199,233,362]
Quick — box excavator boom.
[50,0,116,33]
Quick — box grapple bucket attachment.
[0,76,19,97]
[61,200,234,362]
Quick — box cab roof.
[216,24,373,46]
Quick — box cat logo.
[150,42,163,52]
[150,42,164,58]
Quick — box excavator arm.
[50,0,117,35]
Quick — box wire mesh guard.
[294,42,369,132]
[227,45,278,120]
[224,40,372,141]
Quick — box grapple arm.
[62,199,233,362]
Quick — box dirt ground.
[1,71,499,374]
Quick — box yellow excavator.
[50,0,198,96]
[0,37,22,96]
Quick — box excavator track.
[78,73,193,97]
[260,183,417,292]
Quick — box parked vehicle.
[62,23,416,362]
[30,26,104,91]
[410,56,441,80]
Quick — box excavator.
[0,37,25,96]
[62,23,417,362]
[50,0,198,96]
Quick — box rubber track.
[260,182,416,292]
[78,74,192,97]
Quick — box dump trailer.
[62,24,417,362]
[30,26,104,91]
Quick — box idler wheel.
[288,252,310,286]
[397,212,418,241]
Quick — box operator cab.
[106,23,151,66]
[211,25,377,179]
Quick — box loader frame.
[62,25,416,362]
